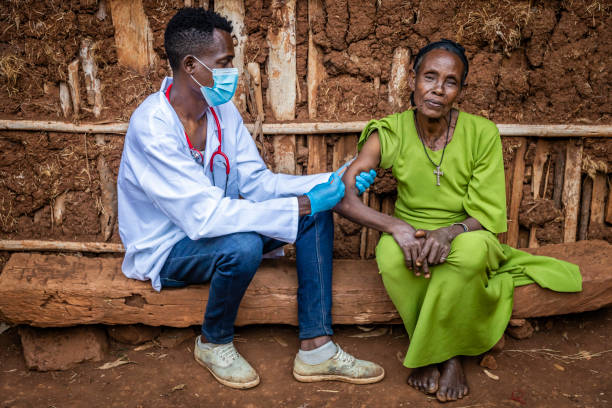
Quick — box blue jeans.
[159,211,334,344]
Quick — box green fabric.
[361,110,582,368]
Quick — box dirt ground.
[1,308,611,408]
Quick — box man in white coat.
[117,8,384,389]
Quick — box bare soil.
[1,308,611,407]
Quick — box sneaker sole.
[292,368,385,385]
[194,349,260,389]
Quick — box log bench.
[0,240,610,328]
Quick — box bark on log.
[562,139,584,242]
[67,60,81,116]
[80,39,103,118]
[307,0,325,119]
[388,47,410,112]
[507,139,527,247]
[108,0,157,75]
[215,0,247,112]
[0,241,609,327]
[1,120,611,137]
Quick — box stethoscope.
[165,84,230,195]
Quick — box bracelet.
[452,222,469,233]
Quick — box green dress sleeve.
[462,120,508,234]
[358,113,403,169]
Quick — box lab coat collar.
[159,77,227,168]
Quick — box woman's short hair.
[410,39,469,106]
[164,8,233,72]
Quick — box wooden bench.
[0,240,610,328]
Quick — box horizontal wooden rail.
[1,120,611,137]
[0,240,125,253]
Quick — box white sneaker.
[293,345,385,384]
[193,336,260,389]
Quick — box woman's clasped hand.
[392,222,452,278]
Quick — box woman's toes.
[436,387,448,402]
[426,378,437,393]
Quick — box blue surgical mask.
[191,56,238,107]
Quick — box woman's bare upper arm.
[341,131,382,188]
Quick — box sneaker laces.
[335,347,356,365]
[216,343,240,363]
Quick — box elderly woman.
[335,39,582,402]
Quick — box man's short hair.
[164,7,233,72]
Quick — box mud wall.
[0,0,610,260]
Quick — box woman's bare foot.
[436,357,469,402]
[407,364,440,394]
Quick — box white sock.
[298,341,337,365]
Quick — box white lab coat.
[118,77,329,291]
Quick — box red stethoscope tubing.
[165,84,230,175]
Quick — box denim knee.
[222,232,263,277]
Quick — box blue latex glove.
[355,169,377,195]
[305,173,345,215]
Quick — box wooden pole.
[359,191,369,259]
[108,0,157,75]
[0,240,125,253]
[267,0,297,173]
[578,176,592,241]
[59,82,71,118]
[95,135,117,241]
[365,194,381,258]
[307,0,325,119]
[590,173,607,226]
[246,62,266,161]
[507,139,527,248]
[388,47,410,112]
[67,60,81,116]
[562,139,583,242]
[1,120,611,137]
[528,140,549,248]
[306,0,326,175]
[80,39,103,118]
[215,0,247,112]
[606,176,612,224]
[553,148,566,209]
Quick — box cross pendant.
[433,166,443,186]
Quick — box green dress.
[360,110,582,368]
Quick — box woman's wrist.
[389,218,415,236]
[297,195,312,216]
[445,224,465,241]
